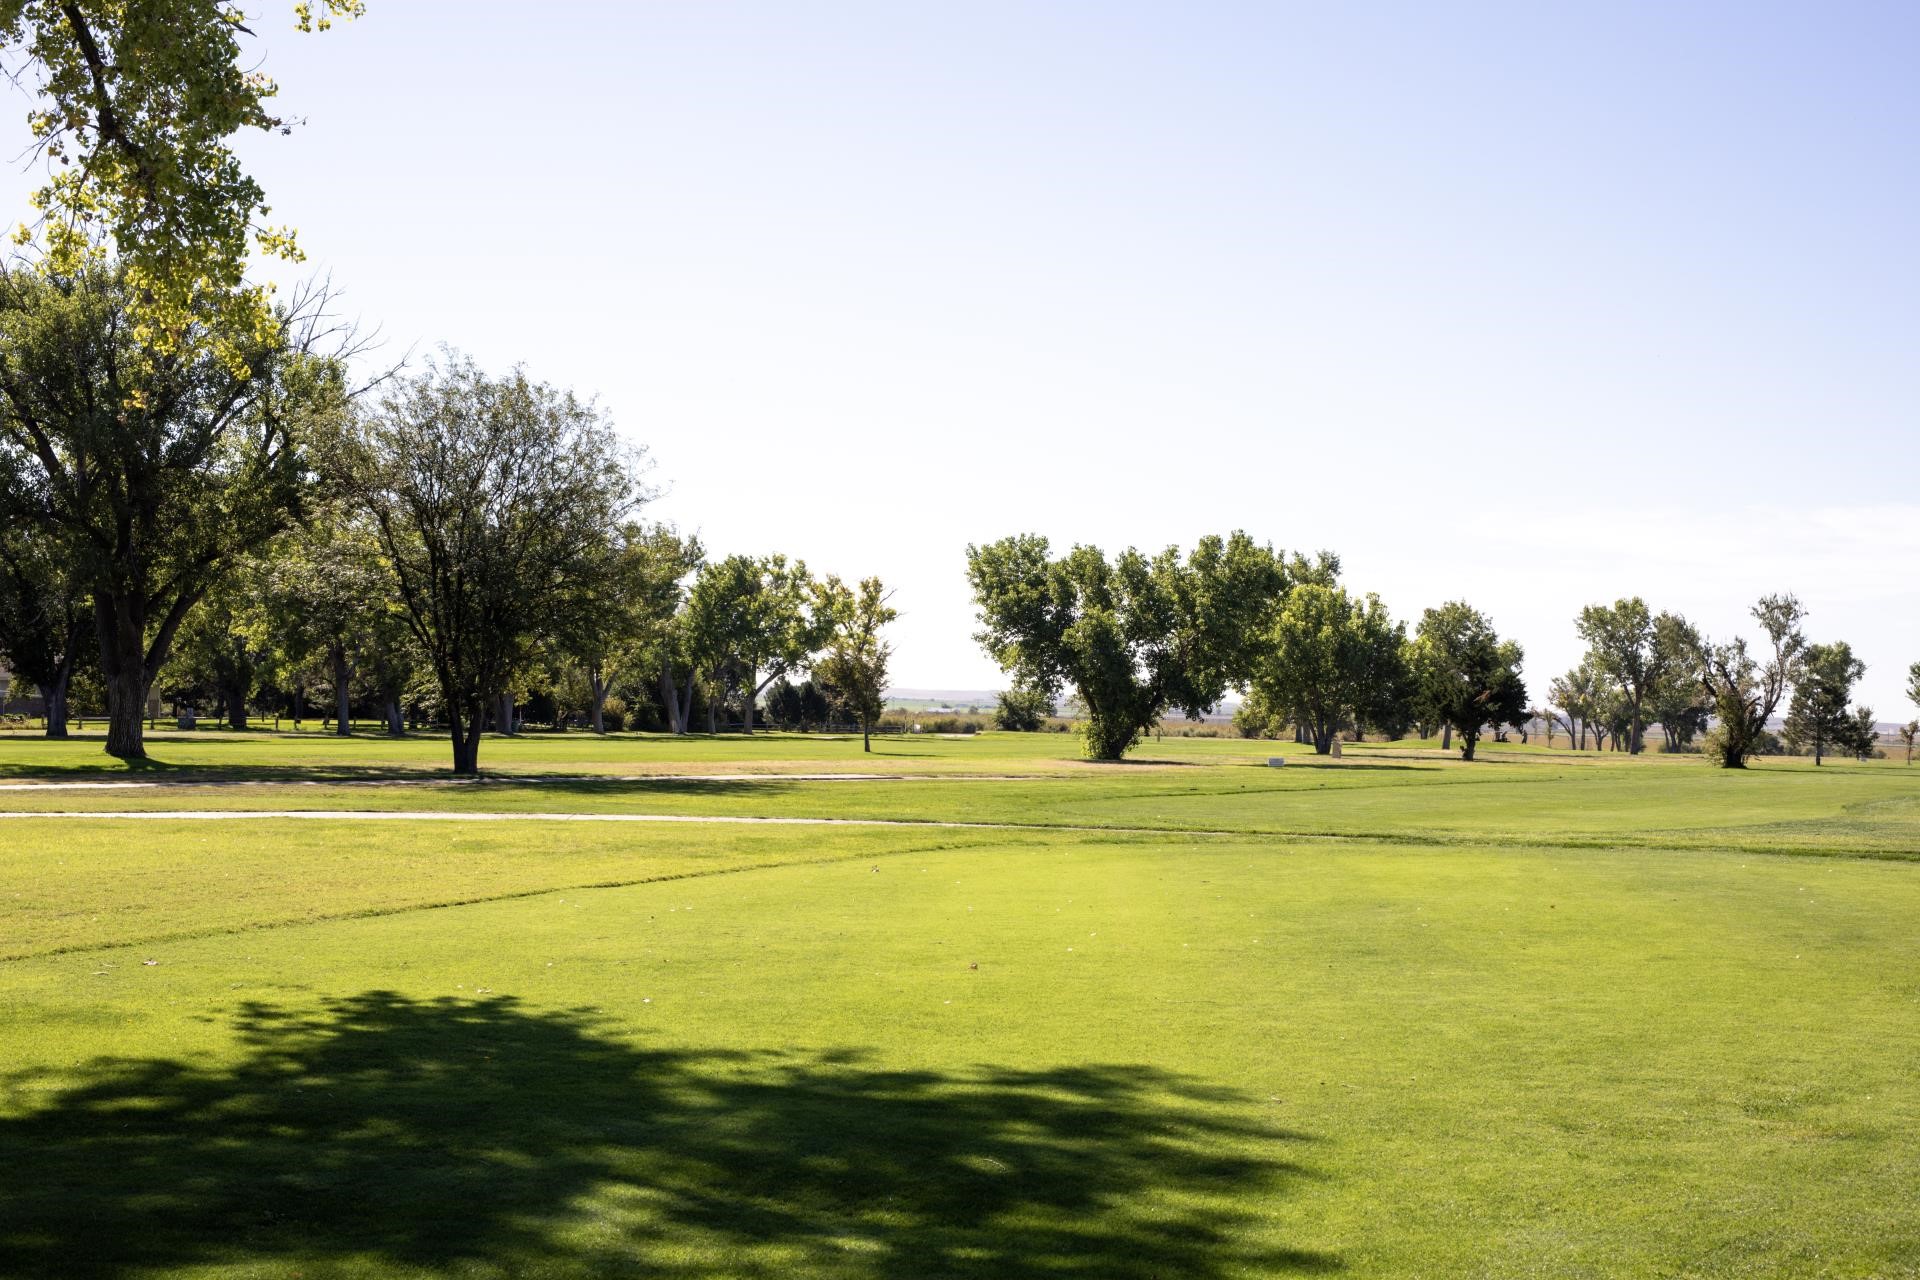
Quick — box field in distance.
[0,729,1915,1278]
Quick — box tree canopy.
[684,554,826,735]
[966,532,1288,760]
[0,265,349,756]
[1249,583,1408,754]
[0,0,362,367]
[352,352,642,774]
[1410,601,1526,761]
[1783,641,1871,765]
[1695,594,1807,769]
[811,575,897,753]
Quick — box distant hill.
[883,688,1001,712]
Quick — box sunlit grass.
[0,731,1915,1276]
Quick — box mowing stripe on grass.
[0,808,1175,833]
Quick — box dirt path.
[0,773,1047,791]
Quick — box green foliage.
[1410,601,1526,760]
[158,565,267,727]
[761,677,832,728]
[1230,689,1283,739]
[0,265,348,757]
[1695,594,1807,769]
[549,522,695,732]
[966,531,1289,760]
[598,694,628,733]
[811,576,896,750]
[993,683,1056,733]
[1783,641,1870,764]
[1251,583,1408,754]
[253,510,417,733]
[1575,598,1697,753]
[352,351,643,773]
[0,511,84,734]
[0,0,362,369]
[685,554,826,732]
[1645,613,1708,750]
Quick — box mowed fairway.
[1,731,1917,1278]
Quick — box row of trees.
[969,537,1907,770]
[0,271,899,772]
[1547,595,1889,767]
[965,535,1527,762]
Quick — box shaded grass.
[2,838,1917,1276]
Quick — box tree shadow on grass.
[0,992,1336,1278]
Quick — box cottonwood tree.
[353,353,643,774]
[0,0,362,366]
[1644,613,1708,750]
[1545,673,1585,751]
[966,532,1287,761]
[256,513,413,736]
[0,514,84,735]
[554,523,698,734]
[812,576,897,752]
[684,554,825,735]
[0,266,350,758]
[1574,598,1693,754]
[1783,641,1869,765]
[1409,601,1526,761]
[1694,594,1807,769]
[1250,583,1408,755]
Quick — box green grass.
[1,730,1917,1277]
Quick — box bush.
[601,695,628,733]
[1233,697,1282,740]
[994,685,1056,732]
[876,712,987,735]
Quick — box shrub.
[994,685,1056,732]
[601,695,628,733]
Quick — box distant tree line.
[969,535,1906,769]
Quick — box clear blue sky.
[18,3,1919,710]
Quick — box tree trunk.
[227,684,247,730]
[1440,723,1452,752]
[590,665,608,734]
[450,708,481,774]
[679,673,697,737]
[385,697,404,736]
[660,665,683,734]
[104,665,146,760]
[705,695,717,735]
[97,593,150,759]
[293,685,304,728]
[497,692,514,735]
[1460,730,1477,760]
[1313,722,1334,755]
[43,663,71,738]
[332,645,352,736]
[741,667,756,734]
[862,713,872,753]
